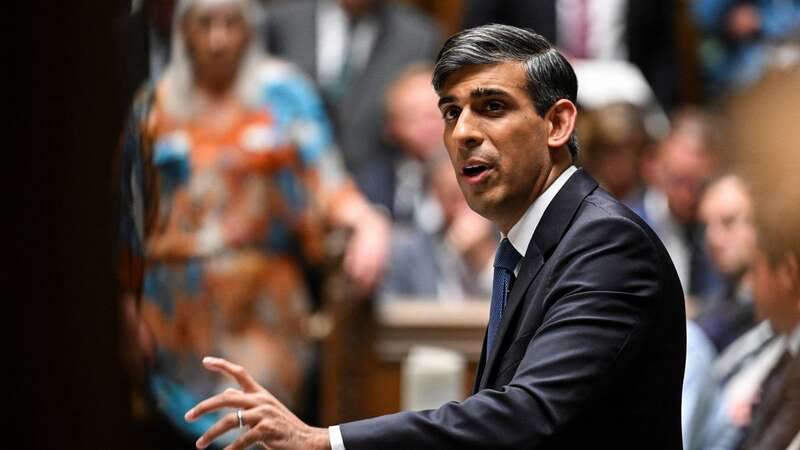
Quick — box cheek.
[752,261,781,311]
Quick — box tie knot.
[494,238,522,272]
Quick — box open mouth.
[462,164,490,177]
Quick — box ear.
[546,99,578,149]
[780,253,800,298]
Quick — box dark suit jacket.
[265,0,442,209]
[340,170,686,449]
[462,0,680,110]
[739,353,800,450]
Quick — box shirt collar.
[505,165,578,258]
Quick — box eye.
[441,105,461,122]
[484,100,505,113]
[196,14,212,29]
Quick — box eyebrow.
[438,87,513,108]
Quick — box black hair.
[433,24,579,158]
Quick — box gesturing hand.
[185,357,331,450]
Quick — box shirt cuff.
[329,425,346,450]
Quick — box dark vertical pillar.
[25,1,132,449]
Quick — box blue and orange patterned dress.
[117,59,355,443]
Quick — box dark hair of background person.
[432,24,579,158]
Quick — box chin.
[464,197,499,223]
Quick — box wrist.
[309,426,332,450]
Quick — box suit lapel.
[478,170,599,389]
[472,332,488,394]
[479,245,544,389]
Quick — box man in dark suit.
[265,0,442,210]
[185,25,686,450]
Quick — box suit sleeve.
[340,213,669,449]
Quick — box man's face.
[437,62,552,232]
[699,178,756,276]
[387,72,444,161]
[657,135,715,224]
[182,4,249,90]
[751,248,800,333]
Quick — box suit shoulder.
[577,189,664,251]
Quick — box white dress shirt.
[556,0,628,60]
[505,166,578,272]
[316,0,378,93]
[328,166,578,450]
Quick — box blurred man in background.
[265,0,442,211]
[383,64,446,225]
[697,175,758,352]
[628,108,723,310]
[577,101,651,202]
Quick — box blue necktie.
[487,238,522,356]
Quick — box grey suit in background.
[265,0,442,210]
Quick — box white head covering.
[161,0,266,120]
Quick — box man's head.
[385,64,444,161]
[433,25,578,232]
[654,108,720,224]
[579,102,649,200]
[699,175,756,278]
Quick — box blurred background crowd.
[24,0,799,449]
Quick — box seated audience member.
[265,0,442,210]
[116,0,389,446]
[578,102,651,202]
[383,64,446,224]
[729,70,800,450]
[697,175,759,352]
[627,108,723,309]
[382,155,496,301]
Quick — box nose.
[208,22,231,51]
[451,108,483,152]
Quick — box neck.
[497,157,571,234]
[196,79,234,99]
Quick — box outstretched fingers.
[202,356,263,392]
[185,388,252,422]
[194,408,243,449]
[196,405,277,450]
[223,426,270,450]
